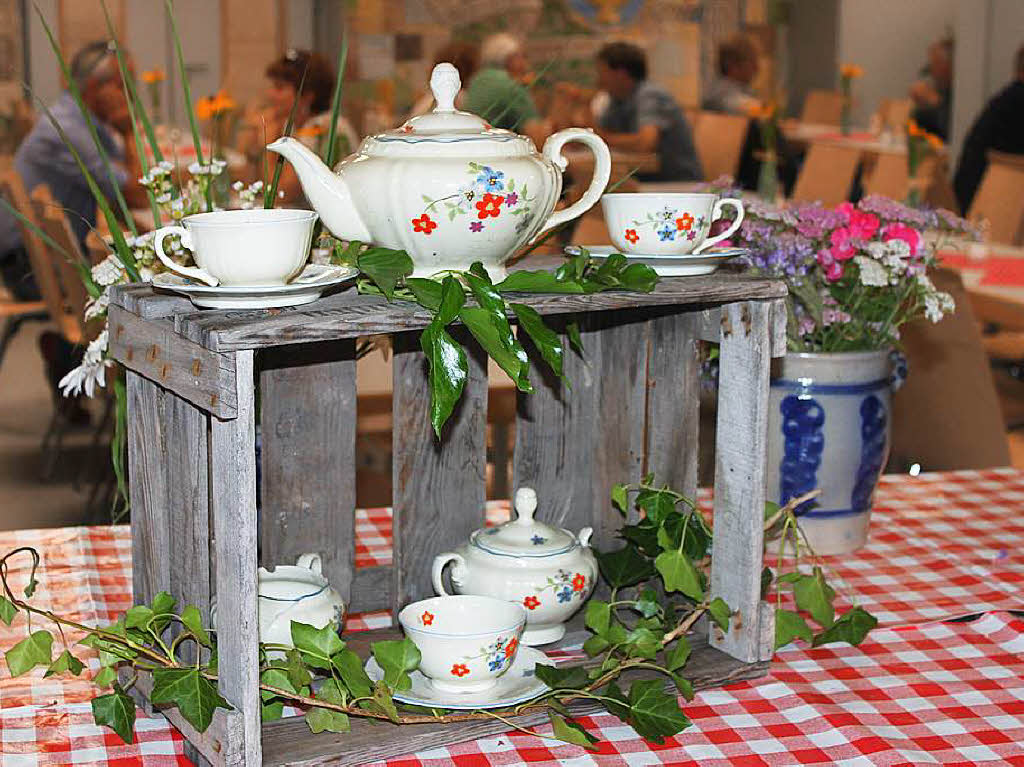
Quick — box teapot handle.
[534,128,611,239]
[431,552,468,596]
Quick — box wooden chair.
[862,152,945,204]
[799,89,844,126]
[877,98,912,132]
[967,151,1024,245]
[789,141,861,206]
[693,111,749,181]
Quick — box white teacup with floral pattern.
[398,595,526,694]
[601,192,744,256]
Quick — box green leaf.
[306,705,351,733]
[776,572,803,584]
[180,605,212,648]
[670,672,695,701]
[510,303,567,386]
[150,667,233,733]
[624,627,659,659]
[291,621,344,669]
[566,320,584,355]
[811,607,878,648]
[0,595,17,625]
[534,664,590,690]
[708,598,731,631]
[371,638,421,692]
[262,700,284,722]
[45,650,84,677]
[92,688,136,744]
[634,588,661,619]
[124,606,154,630]
[23,576,37,599]
[620,521,661,558]
[626,679,691,743]
[583,635,610,656]
[149,592,176,633]
[611,483,629,513]
[357,248,414,300]
[406,277,443,311]
[775,609,813,649]
[601,680,631,721]
[636,490,676,525]
[549,712,599,750]
[596,546,655,589]
[793,568,835,628]
[6,630,52,676]
[260,668,295,699]
[761,566,774,599]
[654,550,704,601]
[420,277,469,436]
[460,306,531,392]
[763,500,781,521]
[664,635,691,672]
[584,601,610,636]
[368,680,400,723]
[496,270,588,294]
[93,666,118,688]
[616,263,659,293]
[332,648,373,698]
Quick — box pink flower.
[834,202,854,225]
[828,227,856,262]
[836,204,880,240]
[817,249,844,282]
[882,223,921,256]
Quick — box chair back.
[693,111,749,181]
[800,89,844,126]
[968,151,1024,245]
[877,98,913,132]
[790,141,861,207]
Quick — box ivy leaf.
[670,672,695,701]
[421,279,468,437]
[611,483,629,513]
[793,568,835,628]
[549,712,599,750]
[406,277,442,311]
[0,595,17,625]
[664,635,691,672]
[45,649,84,677]
[495,270,587,294]
[306,678,351,733]
[636,490,676,525]
[634,588,661,619]
[291,621,344,669]
[357,247,413,300]
[367,680,400,723]
[775,609,813,649]
[624,627,659,659]
[566,320,584,355]
[760,566,774,599]
[124,606,154,630]
[620,521,661,558]
[601,680,630,721]
[150,667,232,733]
[180,605,212,648]
[92,687,136,744]
[460,307,531,392]
[534,664,590,690]
[464,269,532,391]
[584,601,610,636]
[776,572,803,584]
[811,607,878,648]
[708,598,731,631]
[6,630,53,676]
[371,638,421,692]
[596,546,655,589]
[654,550,704,602]
[260,668,295,700]
[262,700,284,722]
[148,592,176,633]
[583,635,610,656]
[332,648,373,698]
[93,666,117,688]
[626,679,691,743]
[510,303,567,386]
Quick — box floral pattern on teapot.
[412,161,537,237]
[625,207,708,246]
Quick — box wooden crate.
[107,274,787,766]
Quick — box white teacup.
[152,208,317,287]
[601,193,744,256]
[398,595,526,694]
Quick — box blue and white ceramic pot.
[765,350,892,555]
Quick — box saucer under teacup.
[152,263,357,309]
[566,245,748,277]
[364,646,550,710]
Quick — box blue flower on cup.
[557,586,573,603]
[658,225,676,242]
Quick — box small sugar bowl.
[431,487,598,645]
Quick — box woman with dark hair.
[237,49,359,204]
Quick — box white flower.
[91,255,125,287]
[155,192,172,204]
[915,273,936,292]
[59,330,110,398]
[854,255,889,287]
[139,267,155,281]
[84,291,109,321]
[158,160,174,173]
[232,180,244,191]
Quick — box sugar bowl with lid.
[431,487,598,645]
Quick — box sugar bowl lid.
[471,488,578,557]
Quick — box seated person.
[703,34,761,116]
[909,38,953,140]
[410,41,479,116]
[237,50,359,204]
[464,34,548,147]
[594,42,702,182]
[953,44,1024,212]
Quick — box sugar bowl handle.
[296,552,323,575]
[431,552,468,596]
[578,527,594,547]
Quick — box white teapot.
[268,62,611,281]
[432,487,598,645]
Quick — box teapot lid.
[471,488,578,557]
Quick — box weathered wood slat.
[710,301,773,663]
[391,330,488,615]
[108,305,238,419]
[210,351,261,767]
[110,284,194,318]
[259,342,358,603]
[349,565,392,614]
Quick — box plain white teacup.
[152,208,317,287]
[601,192,744,256]
[398,595,526,694]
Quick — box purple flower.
[686,230,697,241]
[505,192,519,207]
[469,221,483,232]
[858,195,936,229]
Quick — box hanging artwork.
[566,0,646,28]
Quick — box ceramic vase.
[765,350,892,555]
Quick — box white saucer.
[364,646,551,710]
[566,245,747,277]
[151,264,358,309]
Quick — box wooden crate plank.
[259,341,357,603]
[391,330,487,614]
[108,305,238,419]
[710,301,773,663]
[109,284,194,318]
[349,565,392,614]
[210,350,261,766]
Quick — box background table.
[2,468,1024,765]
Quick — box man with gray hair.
[0,40,146,300]
[464,33,548,147]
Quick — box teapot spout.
[266,136,371,242]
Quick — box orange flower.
[743,100,775,120]
[296,124,326,139]
[625,228,639,244]
[421,611,434,626]
[925,133,944,150]
[451,663,470,677]
[571,573,586,592]
[195,90,235,119]
[907,119,924,137]
[194,96,215,120]
[141,69,165,84]
[412,213,437,234]
[840,64,864,79]
[475,193,504,219]
[504,637,518,658]
[676,213,694,231]
[210,90,236,113]
[523,595,540,610]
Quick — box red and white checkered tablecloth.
[1,468,1024,765]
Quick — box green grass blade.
[32,2,137,235]
[165,0,210,210]
[322,28,349,168]
[124,73,163,163]
[264,63,309,208]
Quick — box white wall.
[837,0,959,129]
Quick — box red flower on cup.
[475,193,504,219]
[504,637,518,658]
[523,595,541,610]
[421,611,434,626]
[571,573,586,592]
[412,213,437,234]
[451,663,470,677]
[625,228,639,244]
[676,213,694,231]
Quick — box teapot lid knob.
[513,487,538,524]
[430,63,461,113]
